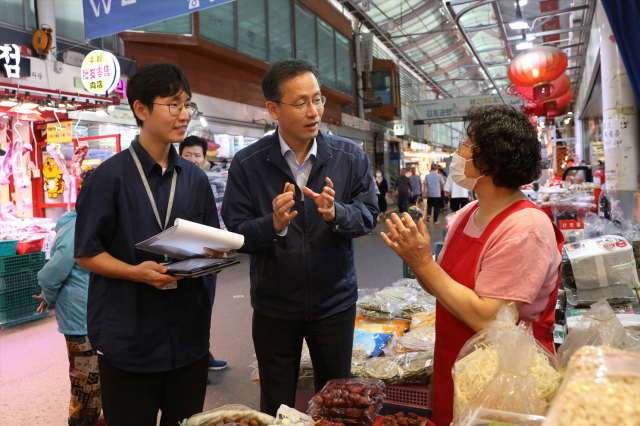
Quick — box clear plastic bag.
[454,320,554,426]
[378,286,418,300]
[274,405,315,426]
[307,378,386,426]
[390,327,436,355]
[179,404,275,426]
[556,300,635,370]
[357,294,402,320]
[465,408,546,426]
[544,346,640,426]
[391,278,423,292]
[452,304,561,421]
[410,311,436,330]
[399,293,436,319]
[362,351,433,385]
[565,285,638,308]
[350,349,371,377]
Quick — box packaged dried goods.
[544,346,640,426]
[410,311,436,330]
[378,286,418,300]
[389,327,435,356]
[564,284,638,309]
[391,278,423,292]
[357,294,402,320]
[307,378,386,426]
[465,408,546,426]
[399,294,436,319]
[179,404,275,426]
[350,349,370,377]
[352,331,394,357]
[380,411,428,426]
[362,351,433,385]
[452,304,561,422]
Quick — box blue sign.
[83,0,236,40]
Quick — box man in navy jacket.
[222,59,378,415]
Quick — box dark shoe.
[209,359,228,371]
[207,376,212,385]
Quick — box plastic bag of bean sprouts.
[452,303,562,423]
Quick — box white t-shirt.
[444,175,470,199]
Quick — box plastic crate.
[0,301,48,326]
[0,240,18,257]
[0,270,39,292]
[0,251,46,276]
[403,262,416,279]
[385,384,433,409]
[0,284,42,311]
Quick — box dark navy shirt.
[74,137,219,373]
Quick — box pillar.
[352,19,365,120]
[597,1,640,219]
[36,0,57,61]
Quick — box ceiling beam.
[507,25,589,41]
[429,57,476,77]
[476,46,505,54]
[467,23,499,32]
[399,22,455,51]
[379,0,440,31]
[448,81,478,93]
[416,40,466,65]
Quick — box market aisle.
[0,216,447,425]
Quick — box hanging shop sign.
[411,95,522,125]
[394,124,405,136]
[81,50,121,95]
[0,44,31,78]
[361,33,374,73]
[47,121,74,144]
[82,0,236,40]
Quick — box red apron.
[431,200,564,426]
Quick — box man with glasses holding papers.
[74,63,225,426]
[222,59,379,416]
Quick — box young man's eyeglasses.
[275,96,326,114]
[152,101,198,117]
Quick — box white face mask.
[376,173,382,177]
[450,152,484,190]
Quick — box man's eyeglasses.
[183,153,204,160]
[276,96,326,114]
[152,101,198,117]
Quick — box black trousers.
[426,197,441,222]
[252,305,357,416]
[98,354,208,426]
[397,192,410,214]
[203,274,218,364]
[450,197,469,212]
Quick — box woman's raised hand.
[380,213,433,269]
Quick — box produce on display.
[544,346,640,426]
[179,404,275,426]
[357,294,402,320]
[381,412,427,426]
[307,378,386,426]
[362,351,433,385]
[399,293,436,319]
[410,311,436,330]
[388,327,435,356]
[453,304,561,422]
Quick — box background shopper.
[375,169,388,220]
[445,174,470,212]
[33,204,101,426]
[409,168,422,207]
[423,163,445,223]
[394,168,411,214]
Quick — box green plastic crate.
[0,302,48,327]
[0,240,18,257]
[0,284,42,311]
[403,262,416,279]
[0,252,46,276]
[0,270,39,292]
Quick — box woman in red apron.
[381,105,563,426]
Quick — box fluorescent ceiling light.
[515,0,527,6]
[95,109,109,117]
[526,33,535,41]
[107,105,116,113]
[199,116,208,127]
[568,111,573,115]
[516,41,533,50]
[509,20,529,30]
[21,102,39,109]
[0,100,18,107]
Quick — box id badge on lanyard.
[129,145,179,290]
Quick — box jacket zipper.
[301,189,308,320]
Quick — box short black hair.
[464,105,542,189]
[430,164,438,171]
[262,59,322,102]
[127,63,192,127]
[179,136,207,156]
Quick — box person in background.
[444,173,470,212]
[222,59,378,416]
[179,136,228,380]
[423,163,445,224]
[394,168,412,214]
[408,169,422,207]
[33,171,101,426]
[375,169,389,220]
[437,167,448,212]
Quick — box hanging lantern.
[508,46,568,101]
[556,88,574,107]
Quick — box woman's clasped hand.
[380,212,433,270]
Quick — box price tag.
[559,219,584,229]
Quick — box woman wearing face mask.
[375,169,388,220]
[380,105,563,426]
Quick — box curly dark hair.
[464,104,542,189]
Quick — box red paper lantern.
[508,46,568,101]
[556,88,574,107]
[548,74,571,100]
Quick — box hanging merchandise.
[70,145,90,178]
[42,157,64,198]
[10,140,33,212]
[556,88,574,108]
[45,143,73,209]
